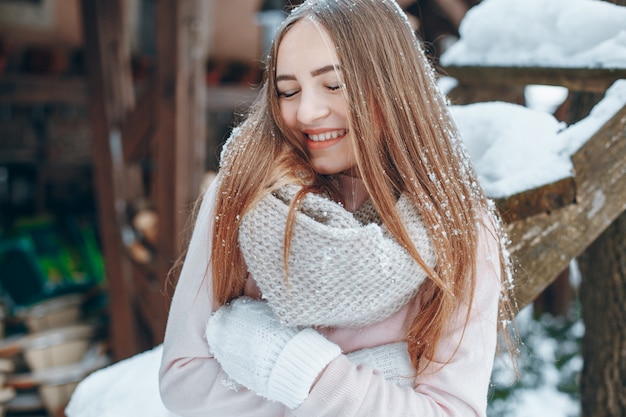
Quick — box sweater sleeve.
[158,178,285,416]
[288,221,502,417]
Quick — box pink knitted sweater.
[159,176,502,417]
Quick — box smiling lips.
[307,129,347,141]
[306,129,348,150]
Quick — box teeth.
[308,130,346,142]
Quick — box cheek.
[333,96,350,124]
[279,102,297,129]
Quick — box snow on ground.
[488,297,585,417]
[65,345,174,417]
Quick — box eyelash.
[278,90,297,98]
[277,84,344,98]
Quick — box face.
[275,19,357,176]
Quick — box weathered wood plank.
[81,0,143,360]
[507,105,626,308]
[442,66,626,93]
[495,176,577,223]
[153,0,210,308]
[121,86,156,163]
[131,260,168,348]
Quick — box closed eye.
[278,89,299,99]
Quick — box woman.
[159,0,516,416]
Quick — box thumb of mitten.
[346,342,415,387]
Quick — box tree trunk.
[576,1,624,411]
[578,210,626,416]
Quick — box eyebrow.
[276,64,342,82]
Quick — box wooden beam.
[121,86,156,163]
[507,105,626,308]
[494,176,577,223]
[442,66,626,93]
[81,0,143,360]
[153,0,210,322]
[132,261,169,344]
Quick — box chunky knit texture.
[206,297,341,409]
[238,185,437,328]
[346,341,415,387]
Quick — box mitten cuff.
[267,328,341,409]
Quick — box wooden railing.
[441,64,626,308]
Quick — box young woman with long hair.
[159,0,517,415]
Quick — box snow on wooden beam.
[506,104,626,308]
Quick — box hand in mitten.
[346,342,416,387]
[206,297,341,409]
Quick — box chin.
[312,161,356,176]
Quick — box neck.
[336,174,369,212]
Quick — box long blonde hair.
[211,0,515,373]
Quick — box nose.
[296,89,330,125]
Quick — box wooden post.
[152,0,209,318]
[82,0,209,357]
[572,0,625,401]
[506,105,626,308]
[81,0,146,360]
[578,211,626,417]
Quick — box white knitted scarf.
[238,185,437,328]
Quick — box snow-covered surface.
[441,0,626,68]
[453,102,570,198]
[453,80,626,198]
[524,85,569,115]
[65,345,175,417]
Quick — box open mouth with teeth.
[307,129,348,142]
[305,129,349,151]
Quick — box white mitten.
[346,342,416,387]
[206,297,341,409]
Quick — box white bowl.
[21,324,95,371]
[17,294,83,333]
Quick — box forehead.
[276,19,340,75]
